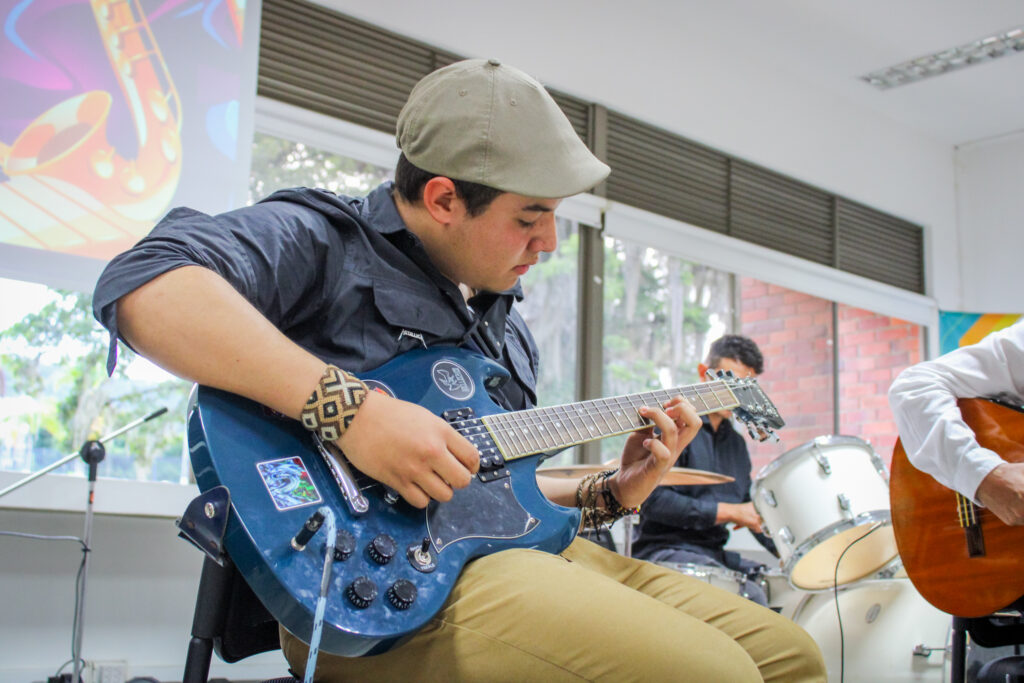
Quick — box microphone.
[291,510,326,551]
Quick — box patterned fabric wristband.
[300,365,369,442]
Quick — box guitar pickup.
[441,408,510,482]
[477,445,509,482]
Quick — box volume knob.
[387,579,418,610]
[345,576,377,609]
[332,529,356,561]
[368,534,397,564]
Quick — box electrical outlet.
[85,661,128,683]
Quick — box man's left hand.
[608,396,701,509]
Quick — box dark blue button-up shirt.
[632,416,776,557]
[92,183,540,410]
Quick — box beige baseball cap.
[396,58,610,199]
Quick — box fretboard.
[482,380,738,460]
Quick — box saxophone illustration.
[0,0,182,258]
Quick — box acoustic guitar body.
[890,398,1024,617]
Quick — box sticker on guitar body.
[256,456,323,510]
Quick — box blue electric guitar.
[185,347,783,656]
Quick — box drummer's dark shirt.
[632,416,777,557]
[91,182,539,412]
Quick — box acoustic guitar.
[185,346,783,656]
[890,397,1024,617]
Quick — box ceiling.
[316,0,1024,148]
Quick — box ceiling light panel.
[861,26,1024,90]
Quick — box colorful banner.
[0,0,260,263]
[938,311,1023,354]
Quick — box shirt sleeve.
[888,321,1024,502]
[640,483,719,530]
[92,200,336,374]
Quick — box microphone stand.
[0,407,167,683]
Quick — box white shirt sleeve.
[888,321,1024,502]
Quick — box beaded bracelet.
[575,469,641,530]
[300,365,369,442]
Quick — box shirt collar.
[362,182,525,301]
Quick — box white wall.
[0,475,286,683]
[954,131,1024,314]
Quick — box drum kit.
[538,435,953,683]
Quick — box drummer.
[632,334,778,605]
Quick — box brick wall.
[738,277,922,475]
[837,304,923,466]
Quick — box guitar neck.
[482,381,738,461]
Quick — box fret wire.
[620,394,645,429]
[484,413,510,456]
[528,408,560,450]
[513,410,544,453]
[565,404,591,446]
[622,393,647,430]
[519,407,573,451]
[606,396,635,432]
[509,410,537,453]
[696,385,724,412]
[585,398,613,439]
[690,386,713,413]
[495,413,528,458]
[608,395,636,431]
[557,403,587,445]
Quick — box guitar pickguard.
[426,474,540,552]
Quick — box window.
[0,278,191,482]
[0,130,396,484]
[601,235,732,460]
[249,131,393,203]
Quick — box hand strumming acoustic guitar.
[890,397,1024,617]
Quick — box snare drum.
[792,579,950,682]
[751,436,899,590]
[654,561,758,600]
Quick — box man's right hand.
[716,501,764,534]
[336,390,480,508]
[976,462,1024,526]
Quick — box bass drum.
[751,435,899,590]
[763,568,804,619]
[792,578,951,682]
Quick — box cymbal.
[535,464,734,486]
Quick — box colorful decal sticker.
[256,456,322,511]
[363,379,395,397]
[431,359,475,400]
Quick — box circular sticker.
[363,379,395,397]
[431,359,475,400]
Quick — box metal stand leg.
[951,616,968,683]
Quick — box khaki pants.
[281,538,825,682]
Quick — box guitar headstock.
[712,370,785,442]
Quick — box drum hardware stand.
[0,407,167,683]
[621,513,639,558]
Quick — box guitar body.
[187,347,580,656]
[890,398,1024,617]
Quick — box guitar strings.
[482,382,740,458]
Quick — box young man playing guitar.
[93,59,824,681]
